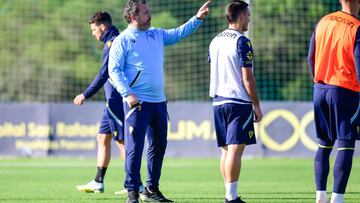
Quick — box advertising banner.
[0,102,359,157]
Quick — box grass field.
[0,157,359,203]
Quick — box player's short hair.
[89,11,112,26]
[226,1,249,24]
[124,0,147,23]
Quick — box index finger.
[200,0,212,10]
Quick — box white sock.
[225,181,238,201]
[316,191,327,203]
[330,193,344,203]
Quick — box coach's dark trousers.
[123,101,168,191]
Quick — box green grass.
[0,157,359,202]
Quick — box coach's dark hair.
[226,1,249,24]
[124,0,147,23]
[89,11,112,26]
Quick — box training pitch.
[0,157,359,202]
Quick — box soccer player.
[307,0,360,202]
[108,0,211,202]
[74,11,143,194]
[208,1,262,203]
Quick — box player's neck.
[128,22,147,31]
[228,24,244,34]
[341,6,358,16]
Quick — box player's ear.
[99,24,106,32]
[238,13,245,23]
[129,15,138,23]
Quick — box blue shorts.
[313,84,360,142]
[98,99,124,141]
[213,103,256,147]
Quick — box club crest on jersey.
[113,131,118,136]
[247,41,251,48]
[246,51,253,61]
[107,41,112,48]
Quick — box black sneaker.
[126,190,139,203]
[140,186,173,202]
[224,196,246,203]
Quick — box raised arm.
[162,0,211,46]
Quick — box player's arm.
[161,0,211,46]
[73,45,111,106]
[354,27,360,84]
[238,37,262,122]
[307,31,316,79]
[108,36,139,107]
[242,69,262,122]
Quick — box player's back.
[209,29,251,102]
[314,11,360,92]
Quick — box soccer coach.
[108,0,211,202]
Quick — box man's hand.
[196,0,212,19]
[126,93,140,109]
[73,93,86,106]
[253,106,263,122]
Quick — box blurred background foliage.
[0,0,340,102]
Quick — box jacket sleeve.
[161,16,203,46]
[354,27,360,84]
[83,44,111,99]
[307,31,316,79]
[108,36,132,97]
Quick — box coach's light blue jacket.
[108,16,202,102]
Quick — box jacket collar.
[101,26,119,43]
